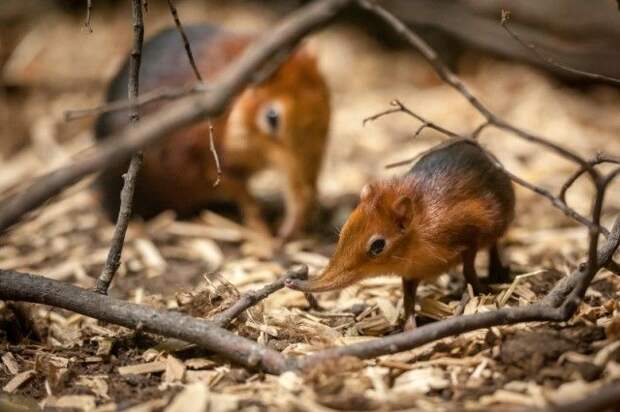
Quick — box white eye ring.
[367,234,387,257]
[256,101,284,137]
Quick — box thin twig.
[501,10,620,86]
[297,267,322,311]
[167,0,202,82]
[95,0,145,295]
[386,137,470,170]
[484,150,610,237]
[559,153,620,202]
[0,0,354,233]
[84,0,93,33]
[212,265,309,327]
[544,215,620,308]
[64,84,208,121]
[208,123,222,187]
[470,121,490,139]
[165,0,222,187]
[363,99,459,138]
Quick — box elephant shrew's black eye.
[368,237,386,257]
[265,107,279,133]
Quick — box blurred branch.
[84,0,93,33]
[606,260,619,275]
[0,0,354,234]
[207,123,222,187]
[64,84,208,121]
[167,0,202,82]
[501,10,620,86]
[96,0,145,295]
[165,0,221,187]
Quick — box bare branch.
[364,99,459,138]
[0,0,354,234]
[0,270,290,374]
[558,170,620,316]
[64,84,208,121]
[386,137,470,169]
[212,265,309,327]
[501,10,620,86]
[165,0,222,187]
[470,121,490,139]
[485,153,610,237]
[96,0,145,295]
[95,153,143,294]
[544,216,620,307]
[166,0,202,82]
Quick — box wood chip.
[118,361,167,376]
[46,395,96,411]
[134,238,167,273]
[393,367,449,394]
[188,239,223,271]
[2,352,20,375]
[375,297,399,325]
[76,375,109,399]
[3,370,35,393]
[165,221,243,242]
[164,356,186,383]
[164,383,210,412]
[123,398,170,412]
[185,358,216,370]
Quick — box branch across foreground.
[0,269,290,374]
